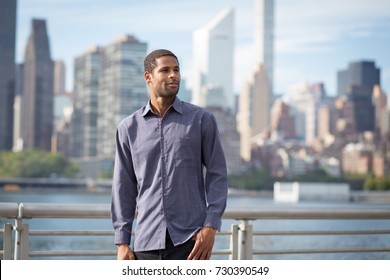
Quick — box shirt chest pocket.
[174,137,198,168]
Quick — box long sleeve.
[111,123,138,245]
[201,112,228,231]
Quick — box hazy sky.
[17,0,390,96]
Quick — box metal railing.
[1,202,390,260]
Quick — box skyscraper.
[70,35,149,166]
[236,0,274,161]
[270,99,296,140]
[282,82,324,144]
[207,106,243,175]
[13,64,24,151]
[0,0,17,150]
[237,64,269,161]
[255,0,274,95]
[98,35,147,158]
[54,60,66,96]
[337,61,380,96]
[192,8,234,110]
[337,60,380,132]
[372,85,387,133]
[69,35,147,178]
[70,47,101,158]
[52,60,72,156]
[21,19,54,151]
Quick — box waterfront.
[1,188,390,260]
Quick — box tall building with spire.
[0,0,17,150]
[192,8,234,110]
[237,0,274,162]
[255,0,274,95]
[21,19,54,151]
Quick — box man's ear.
[144,71,151,84]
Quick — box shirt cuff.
[114,230,132,245]
[203,213,222,231]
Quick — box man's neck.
[150,96,175,118]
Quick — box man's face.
[146,55,181,98]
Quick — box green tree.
[363,176,390,191]
[228,168,272,190]
[0,150,79,178]
[376,177,390,191]
[363,175,376,191]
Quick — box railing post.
[21,224,29,260]
[3,223,13,260]
[229,224,239,260]
[14,203,29,260]
[238,220,253,260]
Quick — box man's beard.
[156,84,180,98]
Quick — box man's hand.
[117,244,135,260]
[187,227,217,260]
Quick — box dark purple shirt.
[111,97,228,251]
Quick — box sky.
[16,0,390,96]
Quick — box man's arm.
[111,123,138,253]
[189,112,228,260]
[201,112,228,230]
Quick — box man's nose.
[168,70,179,78]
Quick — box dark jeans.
[134,232,195,260]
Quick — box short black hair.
[144,49,179,73]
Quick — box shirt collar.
[171,96,183,114]
[142,96,183,117]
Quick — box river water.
[1,188,389,260]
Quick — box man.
[111,49,228,260]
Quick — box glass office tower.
[0,0,17,150]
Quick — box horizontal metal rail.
[29,230,115,236]
[253,247,390,255]
[2,203,390,219]
[24,229,233,258]
[29,250,117,257]
[0,203,19,218]
[253,229,390,235]
[28,229,232,236]
[1,202,390,259]
[222,208,390,220]
[27,249,233,258]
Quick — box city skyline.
[16,0,390,96]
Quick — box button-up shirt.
[111,97,228,251]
